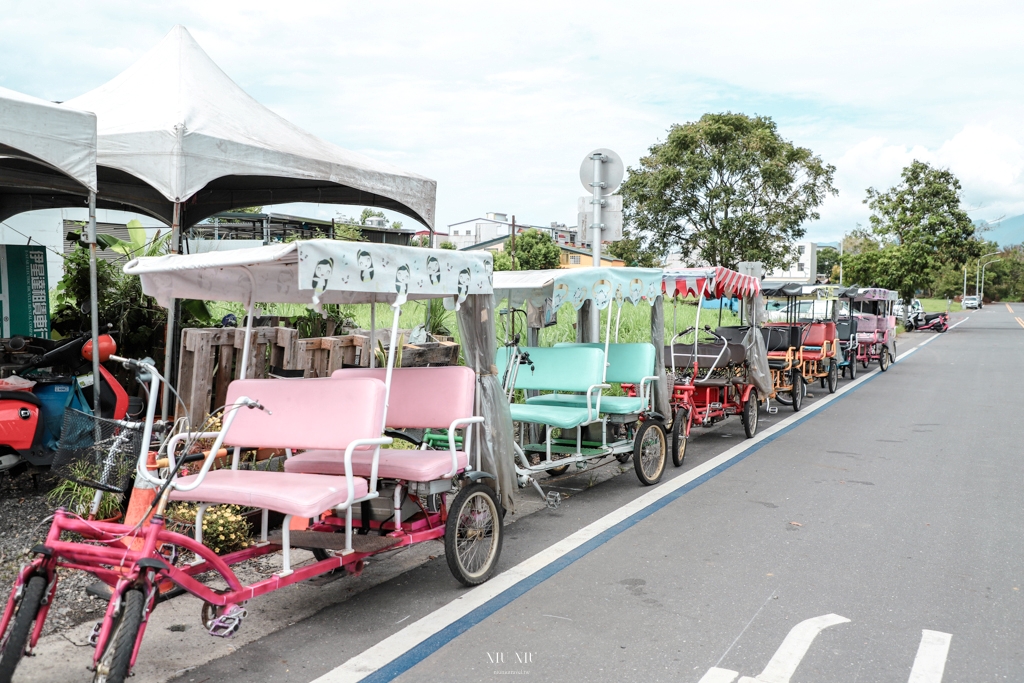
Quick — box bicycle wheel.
[633,421,666,486]
[445,483,503,586]
[93,588,145,683]
[742,390,759,438]
[0,575,46,683]
[826,361,838,394]
[791,371,804,412]
[671,406,689,467]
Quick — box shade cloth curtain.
[457,293,516,513]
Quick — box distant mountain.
[975,215,1024,247]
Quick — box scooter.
[0,332,137,474]
[905,310,948,333]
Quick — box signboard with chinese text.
[0,245,51,338]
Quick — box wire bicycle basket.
[51,409,143,494]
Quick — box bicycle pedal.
[88,621,102,647]
[767,406,778,415]
[545,491,561,510]
[207,605,247,638]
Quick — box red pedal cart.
[652,267,772,467]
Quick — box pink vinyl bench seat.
[285,366,477,483]
[171,377,387,518]
[170,470,370,518]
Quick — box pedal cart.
[493,267,670,502]
[0,241,514,683]
[797,285,842,395]
[831,286,861,380]
[852,288,898,372]
[659,267,772,466]
[761,282,809,411]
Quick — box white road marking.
[948,316,969,329]
[313,340,934,683]
[699,668,739,683]
[908,630,952,683]
[741,613,850,683]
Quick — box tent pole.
[239,267,257,380]
[369,297,376,368]
[87,191,101,416]
[161,202,181,420]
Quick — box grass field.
[207,297,744,351]
[917,297,962,313]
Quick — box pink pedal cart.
[0,240,514,683]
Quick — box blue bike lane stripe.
[319,333,943,683]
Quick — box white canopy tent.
[63,25,436,231]
[0,86,108,419]
[63,25,438,415]
[0,85,96,219]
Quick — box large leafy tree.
[853,160,980,303]
[511,229,561,270]
[816,246,840,279]
[621,113,836,270]
[606,229,662,267]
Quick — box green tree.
[862,160,981,305]
[620,112,836,270]
[606,228,662,267]
[439,240,457,250]
[359,208,387,225]
[492,250,515,271]
[816,246,840,278]
[511,229,561,270]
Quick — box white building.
[447,212,577,250]
[766,241,817,284]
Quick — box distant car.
[962,296,980,310]
[766,299,849,322]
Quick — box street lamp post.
[976,251,999,295]
[980,258,1001,303]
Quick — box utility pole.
[962,264,967,302]
[510,215,516,270]
[839,235,844,286]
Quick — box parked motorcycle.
[0,332,140,474]
[904,310,949,333]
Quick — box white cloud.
[810,122,1024,242]
[2,1,1024,238]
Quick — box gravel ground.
[1,469,111,638]
[1,469,309,641]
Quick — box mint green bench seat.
[526,394,644,414]
[526,343,657,415]
[496,346,606,429]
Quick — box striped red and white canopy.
[663,266,761,299]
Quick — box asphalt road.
[172,307,1022,683]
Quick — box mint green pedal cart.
[493,268,671,506]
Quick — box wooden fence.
[176,327,459,424]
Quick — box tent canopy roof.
[854,287,898,302]
[493,267,662,312]
[0,86,97,221]
[125,239,492,308]
[62,25,436,229]
[760,282,806,298]
[663,266,761,300]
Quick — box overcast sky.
[3,0,1022,242]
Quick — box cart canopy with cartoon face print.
[126,239,514,510]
